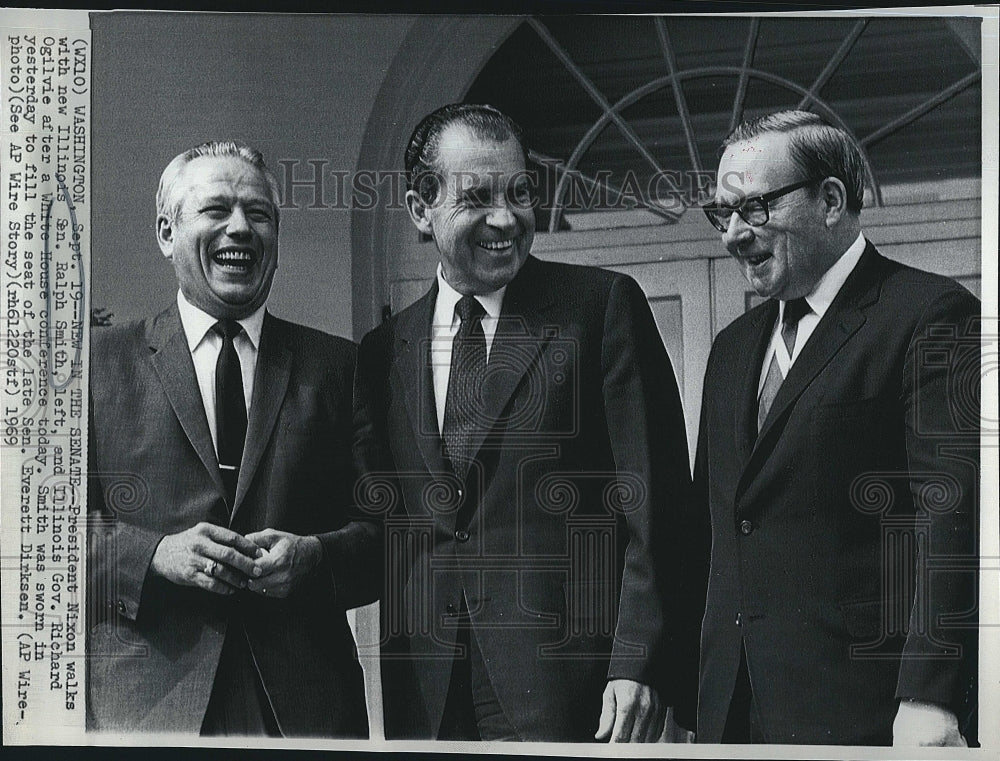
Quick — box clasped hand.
[150,522,323,598]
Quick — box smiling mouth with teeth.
[478,239,515,251]
[213,248,255,272]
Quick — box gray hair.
[723,110,867,212]
[156,141,281,225]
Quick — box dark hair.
[723,110,867,212]
[405,103,525,203]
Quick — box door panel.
[606,259,712,468]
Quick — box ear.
[156,214,175,260]
[405,189,434,236]
[818,177,849,228]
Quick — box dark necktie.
[757,297,810,433]
[442,295,487,481]
[214,319,247,506]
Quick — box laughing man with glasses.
[702,178,819,232]
[691,110,980,747]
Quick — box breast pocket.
[282,419,337,455]
[276,419,342,495]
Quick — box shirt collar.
[176,290,266,351]
[786,231,866,321]
[432,263,506,327]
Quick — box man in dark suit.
[87,141,377,736]
[695,110,979,745]
[355,104,701,742]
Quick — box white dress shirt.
[758,232,866,397]
[429,264,506,434]
[176,290,265,455]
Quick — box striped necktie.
[757,297,810,433]
[442,295,487,480]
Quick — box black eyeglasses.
[702,178,818,233]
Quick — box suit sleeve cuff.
[108,523,164,621]
[315,521,381,609]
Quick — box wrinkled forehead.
[173,155,274,207]
[435,126,527,190]
[715,134,798,204]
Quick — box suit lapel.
[394,285,449,476]
[397,257,557,481]
[740,244,882,491]
[147,305,226,498]
[469,257,556,462]
[233,312,292,519]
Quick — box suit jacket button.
[740,520,753,535]
[446,603,458,617]
[454,529,470,542]
[117,600,127,615]
[736,612,743,627]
